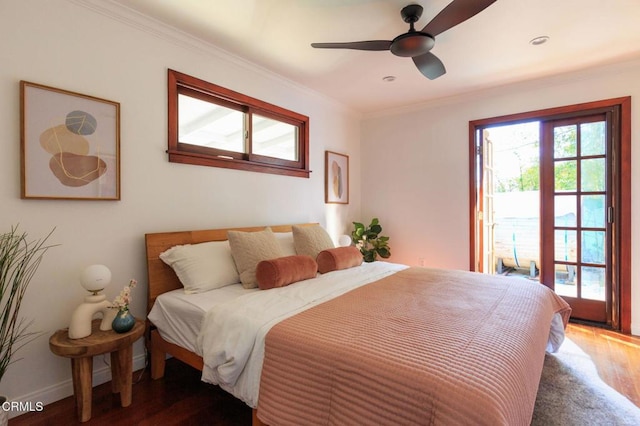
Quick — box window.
[168,70,310,178]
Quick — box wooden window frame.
[167,69,310,178]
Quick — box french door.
[540,115,610,322]
[469,98,631,331]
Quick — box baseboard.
[6,353,147,419]
[569,318,612,330]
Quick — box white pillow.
[275,232,297,256]
[159,241,240,294]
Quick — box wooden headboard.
[144,223,315,313]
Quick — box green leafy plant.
[0,226,55,382]
[351,218,391,262]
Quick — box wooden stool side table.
[49,318,145,422]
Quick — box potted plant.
[0,226,54,421]
[351,218,391,262]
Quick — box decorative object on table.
[20,80,120,200]
[111,279,137,333]
[338,234,352,247]
[351,218,391,262]
[0,225,55,423]
[68,265,117,339]
[325,151,349,204]
[111,308,135,334]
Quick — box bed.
[145,223,571,426]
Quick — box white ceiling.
[109,0,640,114]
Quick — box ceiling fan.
[311,0,496,80]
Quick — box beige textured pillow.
[228,228,284,288]
[292,224,335,259]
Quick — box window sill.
[167,150,310,178]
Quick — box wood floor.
[564,323,640,407]
[10,358,251,426]
[10,323,639,425]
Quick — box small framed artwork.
[325,150,349,204]
[20,81,120,200]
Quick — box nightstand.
[49,318,144,422]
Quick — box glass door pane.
[581,195,606,228]
[581,266,606,301]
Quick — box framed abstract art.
[20,81,120,200]
[325,150,349,204]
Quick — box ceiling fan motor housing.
[390,32,435,57]
[391,4,434,57]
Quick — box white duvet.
[196,261,408,408]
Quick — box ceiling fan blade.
[413,52,446,80]
[311,40,392,51]
[422,0,496,37]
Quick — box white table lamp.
[338,234,352,247]
[68,265,117,339]
[79,264,111,294]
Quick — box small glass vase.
[112,307,135,333]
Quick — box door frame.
[468,97,631,333]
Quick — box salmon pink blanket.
[257,267,571,426]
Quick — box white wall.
[0,0,361,410]
[361,58,640,335]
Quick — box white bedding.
[148,284,257,353]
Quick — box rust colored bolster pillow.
[256,255,318,290]
[317,246,363,274]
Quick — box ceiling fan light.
[390,32,435,57]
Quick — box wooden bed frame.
[145,223,315,426]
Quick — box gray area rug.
[532,337,640,425]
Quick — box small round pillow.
[317,246,363,274]
[256,255,318,290]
